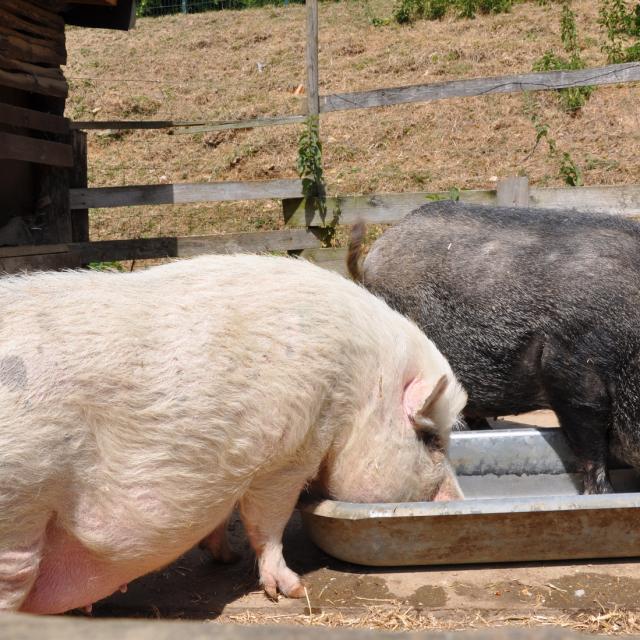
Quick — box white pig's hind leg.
[0,533,44,612]
[239,471,308,600]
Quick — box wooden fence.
[2,0,640,273]
[2,175,639,274]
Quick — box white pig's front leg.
[239,469,308,601]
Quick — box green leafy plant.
[88,261,125,271]
[393,0,426,24]
[297,115,324,198]
[392,0,510,24]
[477,0,512,13]
[533,2,594,113]
[559,152,583,186]
[523,93,583,186]
[296,114,329,227]
[599,0,640,61]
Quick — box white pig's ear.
[411,375,448,434]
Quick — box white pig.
[0,254,465,614]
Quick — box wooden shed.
[0,0,135,270]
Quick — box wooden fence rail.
[68,179,640,226]
[0,228,322,271]
[320,62,640,113]
[282,184,640,227]
[70,179,304,209]
[70,62,640,133]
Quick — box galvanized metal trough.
[299,428,640,566]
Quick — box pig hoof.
[119,584,128,594]
[264,583,279,602]
[261,572,305,600]
[287,582,307,599]
[84,604,93,615]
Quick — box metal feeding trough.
[299,428,640,566]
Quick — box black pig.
[348,201,640,494]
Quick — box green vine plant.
[296,115,341,244]
[297,115,326,209]
[392,0,511,25]
[533,2,594,114]
[523,93,583,187]
[599,0,640,62]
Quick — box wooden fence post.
[306,0,319,118]
[497,177,530,207]
[70,129,89,243]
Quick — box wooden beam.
[0,229,322,268]
[70,179,305,209]
[0,67,68,98]
[0,27,67,66]
[320,62,640,113]
[283,184,640,227]
[300,247,348,276]
[0,244,68,258]
[283,190,497,227]
[0,252,80,274]
[70,114,306,133]
[0,102,69,134]
[306,0,319,117]
[497,177,530,207]
[0,54,65,80]
[0,8,64,45]
[64,229,322,262]
[0,131,73,167]
[2,0,65,31]
[70,131,89,243]
[529,184,640,217]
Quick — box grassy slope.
[64,0,640,241]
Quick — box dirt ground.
[78,411,640,634]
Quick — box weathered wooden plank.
[306,0,319,117]
[70,114,305,132]
[529,184,640,216]
[284,185,640,227]
[300,247,348,276]
[0,67,68,98]
[0,23,66,56]
[0,244,68,258]
[71,131,89,243]
[176,115,306,135]
[70,179,305,209]
[0,54,65,80]
[283,190,497,227]
[0,252,80,274]
[0,28,66,66]
[321,63,640,113]
[0,102,69,134]
[497,177,530,207]
[0,131,72,166]
[0,8,64,45]
[2,0,65,31]
[66,229,321,262]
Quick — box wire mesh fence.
[137,0,300,17]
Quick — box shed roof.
[63,0,136,31]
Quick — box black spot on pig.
[0,356,27,391]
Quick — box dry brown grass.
[214,605,640,635]
[63,0,640,241]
